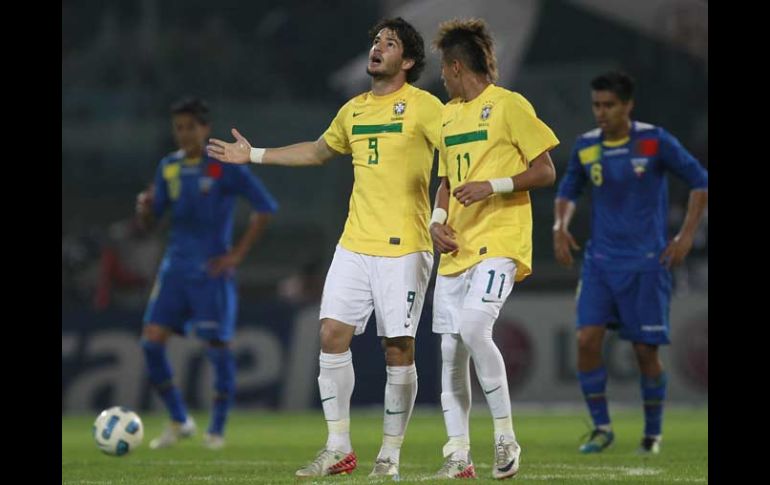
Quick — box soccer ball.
[92,406,144,456]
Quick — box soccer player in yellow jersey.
[207,17,442,479]
[429,19,559,480]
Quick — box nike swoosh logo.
[353,112,365,117]
[321,396,336,403]
[442,120,453,127]
[481,297,497,303]
[442,409,450,413]
[497,459,515,473]
[484,385,502,395]
[404,322,411,328]
[385,409,406,415]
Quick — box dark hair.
[369,17,426,83]
[170,97,210,125]
[433,18,498,82]
[591,71,635,102]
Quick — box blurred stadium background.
[62,0,707,415]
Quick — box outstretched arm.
[207,128,339,167]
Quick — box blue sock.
[577,366,611,428]
[641,372,667,437]
[142,340,188,423]
[207,346,236,436]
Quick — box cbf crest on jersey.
[481,104,493,121]
[393,100,407,116]
[631,157,649,177]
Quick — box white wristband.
[430,207,448,225]
[489,177,514,193]
[249,147,266,164]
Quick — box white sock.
[442,436,470,461]
[459,309,516,444]
[378,364,417,462]
[493,416,517,444]
[318,350,354,453]
[439,333,472,455]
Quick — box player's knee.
[207,339,229,349]
[633,343,660,366]
[142,324,170,343]
[457,310,495,353]
[576,329,603,355]
[381,336,413,352]
[458,327,476,351]
[319,320,352,353]
[213,390,234,402]
[382,337,414,365]
[319,321,334,346]
[213,377,236,395]
[458,324,490,353]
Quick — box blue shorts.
[576,258,672,345]
[143,265,238,342]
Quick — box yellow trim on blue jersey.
[602,136,630,148]
[163,163,181,179]
[578,144,601,165]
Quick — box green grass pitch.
[63,407,707,484]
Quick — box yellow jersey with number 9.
[323,83,443,257]
[438,84,559,278]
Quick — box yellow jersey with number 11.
[438,84,559,278]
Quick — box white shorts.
[320,244,434,338]
[433,257,517,334]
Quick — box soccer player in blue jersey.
[135,98,278,450]
[553,71,708,455]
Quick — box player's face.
[439,56,460,99]
[591,90,633,134]
[367,28,411,79]
[172,113,211,156]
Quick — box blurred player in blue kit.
[136,98,278,450]
[553,71,708,455]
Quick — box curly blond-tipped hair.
[433,18,498,83]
